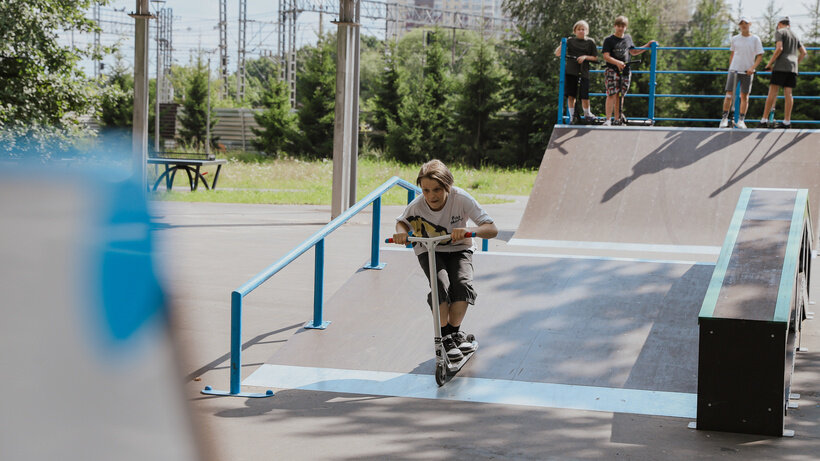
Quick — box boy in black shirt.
[554,20,599,122]
[601,16,657,125]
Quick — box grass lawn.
[150,155,537,206]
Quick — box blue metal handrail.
[557,40,820,125]
[202,175,490,397]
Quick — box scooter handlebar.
[385,232,477,244]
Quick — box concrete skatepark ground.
[153,127,820,460]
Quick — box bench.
[696,187,813,436]
[148,152,227,191]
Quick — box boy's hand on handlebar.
[392,232,409,245]
[615,61,625,71]
[451,228,470,242]
[576,55,586,64]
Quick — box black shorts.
[417,250,476,308]
[565,73,590,100]
[771,71,797,88]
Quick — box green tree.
[0,0,109,152]
[453,40,510,166]
[386,29,453,163]
[251,76,297,155]
[369,43,402,149]
[667,0,730,124]
[99,56,133,129]
[295,35,336,158]
[176,55,217,150]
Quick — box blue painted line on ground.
[244,364,697,419]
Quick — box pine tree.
[454,40,509,166]
[669,0,730,124]
[176,55,217,150]
[295,35,336,159]
[370,44,402,149]
[100,56,134,129]
[251,76,297,156]
[386,29,453,163]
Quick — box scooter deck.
[445,341,479,373]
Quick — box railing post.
[407,189,415,204]
[733,77,742,125]
[558,37,567,124]
[306,238,330,329]
[364,197,385,269]
[229,290,242,394]
[648,42,658,121]
[482,238,489,252]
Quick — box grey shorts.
[725,72,753,94]
[417,250,476,308]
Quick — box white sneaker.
[602,119,612,126]
[719,117,729,128]
[735,120,747,129]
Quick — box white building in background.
[387,0,508,40]
[438,0,503,18]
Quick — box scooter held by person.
[386,232,479,386]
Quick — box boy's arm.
[766,41,783,69]
[554,43,562,57]
[603,51,624,70]
[452,221,499,242]
[799,44,808,63]
[750,53,763,74]
[393,221,411,245]
[630,40,658,55]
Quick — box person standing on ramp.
[759,16,808,128]
[719,16,763,129]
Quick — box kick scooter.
[613,57,653,126]
[386,232,479,386]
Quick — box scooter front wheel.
[435,363,447,386]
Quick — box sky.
[65,0,815,77]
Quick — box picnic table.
[148,152,227,191]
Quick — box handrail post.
[648,42,658,121]
[407,189,416,203]
[306,238,330,329]
[482,238,489,252]
[364,197,385,269]
[557,37,567,124]
[229,290,242,394]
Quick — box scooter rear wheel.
[435,363,447,386]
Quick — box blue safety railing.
[202,175,490,397]
[558,40,820,126]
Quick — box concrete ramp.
[245,250,713,417]
[512,126,820,255]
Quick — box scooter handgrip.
[469,232,477,237]
[385,238,394,243]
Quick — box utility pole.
[131,0,154,192]
[93,4,101,79]
[153,1,165,153]
[237,0,248,101]
[331,0,361,217]
[219,0,229,98]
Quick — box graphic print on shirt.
[406,215,452,245]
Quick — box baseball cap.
[778,16,790,24]
[737,16,751,24]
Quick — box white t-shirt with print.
[397,186,493,255]
[729,34,764,72]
